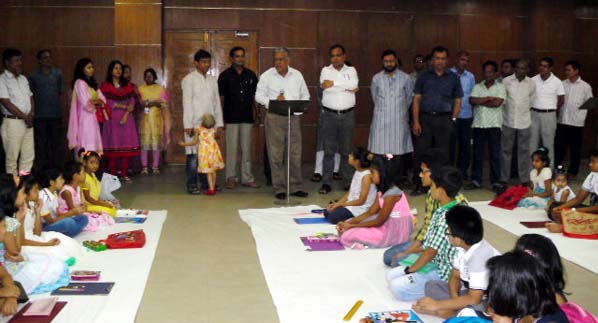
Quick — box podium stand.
[268,100,310,205]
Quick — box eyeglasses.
[419,169,431,175]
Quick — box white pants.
[314,150,340,174]
[1,118,34,175]
[529,110,556,167]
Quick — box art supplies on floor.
[8,300,67,323]
[364,310,424,323]
[115,217,148,224]
[293,217,328,225]
[51,282,115,296]
[520,221,551,228]
[71,270,101,281]
[105,229,146,249]
[300,235,345,251]
[116,209,149,217]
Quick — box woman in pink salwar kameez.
[67,58,105,157]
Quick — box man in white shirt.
[555,60,593,178]
[500,59,535,185]
[530,57,565,166]
[255,48,310,200]
[317,44,358,194]
[0,48,35,175]
[181,49,224,194]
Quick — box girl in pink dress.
[58,162,114,232]
[67,58,106,157]
[337,159,414,249]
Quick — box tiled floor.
[118,163,598,323]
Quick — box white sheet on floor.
[470,201,598,274]
[1,210,167,323]
[239,205,443,323]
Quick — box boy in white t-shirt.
[412,205,499,319]
[549,148,598,232]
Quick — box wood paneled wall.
[1,0,597,162]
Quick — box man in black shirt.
[411,46,463,195]
[218,46,260,189]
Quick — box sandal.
[152,168,160,175]
[141,167,149,175]
[122,176,132,183]
[319,184,332,195]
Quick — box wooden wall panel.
[115,3,162,44]
[413,15,460,57]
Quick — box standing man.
[182,49,224,194]
[500,59,535,186]
[466,61,506,190]
[218,46,260,189]
[411,46,463,196]
[530,57,565,166]
[29,49,64,170]
[318,44,358,194]
[368,49,413,185]
[255,48,310,200]
[555,60,593,178]
[410,54,426,84]
[0,48,35,175]
[498,59,516,82]
[449,50,476,178]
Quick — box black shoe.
[410,187,425,197]
[275,192,287,200]
[310,173,322,182]
[464,181,482,190]
[187,188,202,195]
[333,172,342,181]
[318,184,332,195]
[293,190,309,198]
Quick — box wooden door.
[164,30,260,164]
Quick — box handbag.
[105,229,146,249]
[561,209,598,240]
[489,185,528,210]
[95,105,112,123]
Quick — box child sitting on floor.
[383,149,468,268]
[336,158,414,249]
[514,234,598,322]
[550,166,576,206]
[484,251,569,323]
[0,175,69,295]
[39,168,89,238]
[81,150,117,216]
[178,113,224,196]
[59,162,114,232]
[412,205,499,319]
[548,147,598,233]
[518,147,552,209]
[386,166,465,301]
[324,147,376,224]
[19,174,85,261]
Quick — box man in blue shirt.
[29,49,64,170]
[411,46,463,196]
[449,50,476,180]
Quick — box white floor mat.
[1,210,167,323]
[470,201,598,274]
[239,205,442,323]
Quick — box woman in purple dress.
[100,60,140,182]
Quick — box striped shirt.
[368,69,414,155]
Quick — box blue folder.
[293,217,329,224]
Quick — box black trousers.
[413,114,454,187]
[555,124,584,175]
[34,118,65,171]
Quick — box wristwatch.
[404,266,411,275]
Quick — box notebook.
[365,309,424,323]
[51,282,114,296]
[293,217,328,224]
[520,221,551,228]
[8,301,66,323]
[115,217,147,224]
[300,236,345,251]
